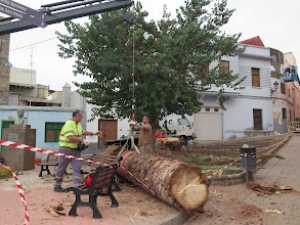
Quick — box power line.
[10,37,57,52]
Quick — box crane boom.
[0,0,133,35]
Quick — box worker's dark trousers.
[54,147,81,188]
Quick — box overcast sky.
[9,0,300,90]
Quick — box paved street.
[1,135,300,225]
[186,134,300,225]
[0,172,181,225]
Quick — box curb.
[208,171,246,186]
[256,134,291,166]
[206,134,291,186]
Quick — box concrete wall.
[291,85,300,119]
[193,110,222,141]
[0,107,74,149]
[10,67,36,86]
[271,77,291,133]
[223,96,273,139]
[272,98,289,133]
[9,87,36,99]
[0,34,10,105]
[26,111,72,149]
[239,57,271,96]
[240,44,271,58]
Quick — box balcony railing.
[288,121,300,133]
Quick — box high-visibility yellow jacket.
[59,120,83,149]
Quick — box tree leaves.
[57,0,241,124]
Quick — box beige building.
[8,67,61,107]
[0,34,10,105]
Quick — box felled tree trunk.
[118,151,209,211]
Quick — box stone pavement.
[185,134,300,225]
[0,167,187,225]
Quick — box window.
[253,109,263,130]
[282,108,287,120]
[251,68,261,88]
[199,64,209,79]
[219,60,230,76]
[280,83,286,95]
[205,107,211,112]
[45,122,64,143]
[214,108,219,112]
[1,121,14,139]
[1,121,14,150]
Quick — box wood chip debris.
[204,169,224,177]
[265,209,283,215]
[46,203,66,217]
[247,182,293,195]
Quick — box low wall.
[191,134,290,156]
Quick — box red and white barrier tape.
[0,139,155,224]
[0,139,111,225]
[0,163,30,225]
[0,139,105,166]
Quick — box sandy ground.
[185,134,300,225]
[3,135,300,225]
[0,168,179,225]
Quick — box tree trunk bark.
[118,151,209,212]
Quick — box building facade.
[0,106,75,149]
[0,34,10,105]
[81,37,300,142]
[193,37,274,140]
[8,67,61,106]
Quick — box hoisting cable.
[116,4,140,163]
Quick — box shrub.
[0,167,12,179]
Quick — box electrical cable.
[10,37,57,52]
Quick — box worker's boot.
[54,185,65,193]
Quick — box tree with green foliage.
[57,0,241,128]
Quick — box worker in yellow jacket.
[54,110,102,192]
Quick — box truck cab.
[162,116,195,144]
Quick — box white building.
[82,37,278,142]
[0,106,75,149]
[193,37,274,140]
[52,36,296,143]
[8,67,61,107]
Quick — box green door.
[1,121,15,139]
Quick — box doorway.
[253,109,263,130]
[98,119,118,146]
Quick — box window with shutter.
[219,60,230,76]
[45,122,64,143]
[199,64,209,79]
[282,108,287,120]
[251,68,261,88]
[280,83,286,94]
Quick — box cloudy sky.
[9,0,300,90]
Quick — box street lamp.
[271,81,279,94]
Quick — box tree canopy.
[57,0,241,126]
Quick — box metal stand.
[116,122,140,163]
[240,145,256,183]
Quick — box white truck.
[160,115,195,144]
[108,115,195,145]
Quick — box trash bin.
[240,144,256,181]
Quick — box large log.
[118,151,209,211]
